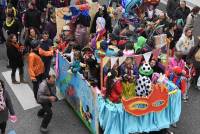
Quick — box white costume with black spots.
[136,75,152,97]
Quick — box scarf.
[0,84,6,111]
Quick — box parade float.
[55,0,182,134]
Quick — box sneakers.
[172,123,177,128]
[182,95,189,103]
[166,130,174,134]
[40,127,48,133]
[183,99,188,103]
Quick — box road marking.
[2,70,39,110]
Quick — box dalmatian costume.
[136,75,152,97]
[136,63,153,96]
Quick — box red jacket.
[109,80,123,103]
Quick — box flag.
[111,57,119,69]
[143,52,152,63]
[119,56,127,66]
[134,55,143,67]
[152,48,161,60]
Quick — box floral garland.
[6,7,17,17]
[5,18,15,27]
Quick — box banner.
[111,57,119,69]
[143,51,152,63]
[152,48,161,60]
[56,53,98,134]
[133,55,143,67]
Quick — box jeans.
[0,121,7,134]
[38,103,53,128]
[44,59,52,78]
[183,79,191,99]
[32,74,44,100]
[11,66,23,77]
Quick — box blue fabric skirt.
[98,90,182,134]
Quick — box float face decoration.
[122,84,169,116]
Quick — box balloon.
[122,0,143,14]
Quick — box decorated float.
[54,0,182,134]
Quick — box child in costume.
[167,51,186,73]
[120,57,139,82]
[81,46,98,83]
[95,40,118,63]
[136,62,153,97]
[105,69,123,103]
[183,62,196,102]
[166,66,187,94]
[69,51,86,74]
[123,41,134,56]
[120,58,138,98]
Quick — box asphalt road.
[0,2,200,134]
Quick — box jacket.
[0,90,15,123]
[7,44,24,68]
[3,18,22,36]
[173,6,190,22]
[37,80,56,104]
[184,13,196,30]
[28,49,53,80]
[176,34,195,55]
[24,8,41,29]
[44,20,57,40]
[166,0,180,18]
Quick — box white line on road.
[2,70,39,110]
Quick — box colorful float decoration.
[54,0,182,133]
[121,84,169,116]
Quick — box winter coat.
[3,18,22,36]
[7,44,24,68]
[40,39,53,64]
[173,6,190,22]
[44,20,57,40]
[176,34,195,55]
[28,49,53,80]
[24,8,41,29]
[90,9,112,33]
[0,90,15,123]
[187,43,200,71]
[184,13,196,30]
[166,0,180,18]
